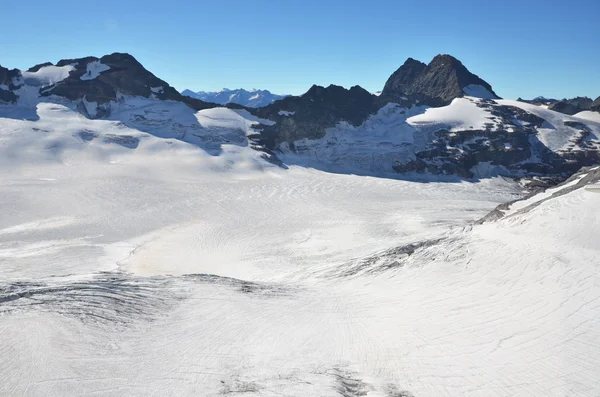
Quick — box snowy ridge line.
[477,165,600,223]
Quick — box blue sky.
[2,0,599,99]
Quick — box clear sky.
[2,0,599,99]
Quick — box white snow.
[407,97,499,132]
[462,84,497,99]
[21,65,75,87]
[278,110,295,116]
[1,94,600,396]
[502,173,586,216]
[80,60,110,81]
[150,86,164,94]
[574,110,600,123]
[497,99,600,152]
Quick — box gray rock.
[382,54,499,105]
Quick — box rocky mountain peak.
[382,54,499,105]
[381,57,426,97]
[44,52,183,105]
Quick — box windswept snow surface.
[21,65,75,86]
[80,61,110,81]
[1,97,600,396]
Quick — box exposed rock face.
[382,58,426,98]
[0,65,21,103]
[253,84,389,148]
[548,96,594,115]
[46,53,185,104]
[592,97,600,112]
[381,54,499,106]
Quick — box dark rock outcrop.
[548,96,594,115]
[382,54,499,106]
[590,96,600,112]
[45,53,185,104]
[0,65,21,103]
[382,58,426,98]
[253,84,388,148]
[517,96,559,105]
[26,62,54,73]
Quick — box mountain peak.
[382,57,427,97]
[382,54,498,104]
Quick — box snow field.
[0,95,599,396]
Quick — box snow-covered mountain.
[181,88,287,107]
[1,52,599,181]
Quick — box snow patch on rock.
[407,97,499,133]
[21,65,75,87]
[80,61,110,81]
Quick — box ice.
[1,94,600,396]
[21,65,75,86]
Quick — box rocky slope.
[182,88,287,108]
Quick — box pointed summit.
[382,54,499,105]
[382,58,426,98]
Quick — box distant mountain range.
[181,88,288,108]
[518,96,600,115]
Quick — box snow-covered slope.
[182,88,288,107]
[1,52,600,396]
[2,94,600,395]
